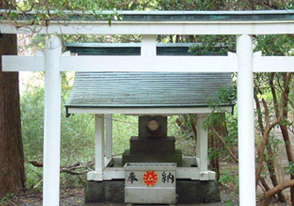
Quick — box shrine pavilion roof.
[65,43,234,115]
[65,72,234,112]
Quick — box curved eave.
[1,10,294,34]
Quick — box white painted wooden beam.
[237,35,256,206]
[43,36,62,206]
[2,21,294,35]
[253,56,294,72]
[3,55,294,73]
[2,56,45,71]
[141,35,157,56]
[67,107,233,115]
[60,56,238,72]
[94,114,104,181]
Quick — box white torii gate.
[1,10,294,206]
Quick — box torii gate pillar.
[43,36,62,206]
[237,34,256,206]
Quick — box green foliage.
[4,0,126,26]
[190,35,236,56]
[25,164,43,192]
[21,85,45,161]
[0,193,16,205]
[255,35,294,56]
[112,114,138,155]
[217,86,237,105]
[205,83,238,152]
[219,169,238,187]
[285,162,294,175]
[224,191,238,206]
[208,147,221,160]
[168,115,197,156]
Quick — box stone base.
[122,149,183,166]
[85,180,221,204]
[177,180,221,203]
[85,180,125,203]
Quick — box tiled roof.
[65,72,234,109]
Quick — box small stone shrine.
[65,42,235,205]
[122,116,182,166]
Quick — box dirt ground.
[0,188,287,206]
[0,185,291,206]
[0,188,83,206]
[2,187,225,206]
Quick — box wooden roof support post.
[105,114,113,164]
[237,34,256,206]
[196,114,209,180]
[43,36,62,206]
[87,114,105,181]
[94,114,105,181]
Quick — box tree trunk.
[266,145,287,202]
[254,90,286,202]
[263,179,294,206]
[269,73,294,204]
[0,32,25,197]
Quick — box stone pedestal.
[85,180,221,204]
[122,116,183,166]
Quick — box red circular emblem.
[143,171,158,187]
